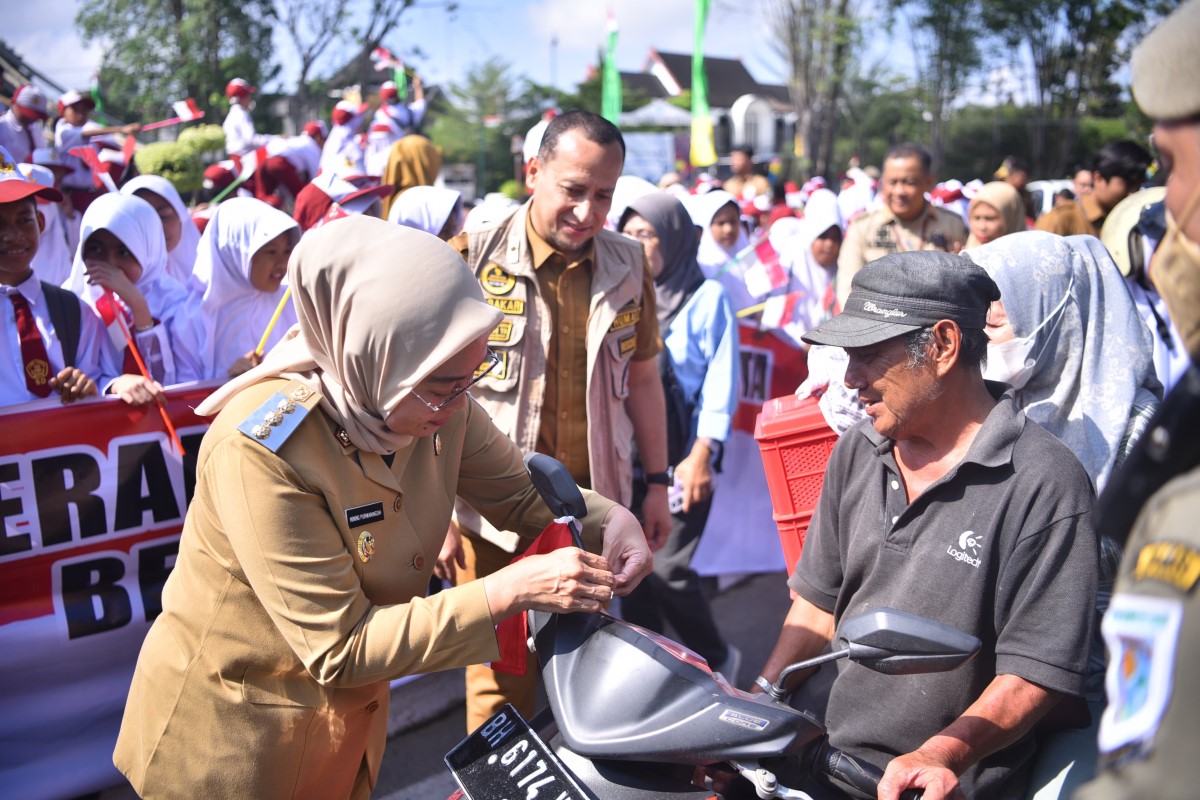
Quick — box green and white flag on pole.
[690,0,717,167]
[601,13,622,125]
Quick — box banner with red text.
[694,324,808,576]
[0,383,218,800]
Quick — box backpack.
[40,282,81,369]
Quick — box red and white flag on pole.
[140,98,204,132]
[759,290,805,330]
[742,238,789,299]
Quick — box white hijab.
[686,190,748,278]
[964,231,1159,490]
[121,175,202,285]
[387,186,462,236]
[65,192,190,325]
[776,188,843,337]
[199,217,502,454]
[173,197,300,382]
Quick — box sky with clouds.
[8,0,797,100]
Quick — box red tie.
[11,292,53,397]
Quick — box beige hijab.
[197,216,502,454]
[965,181,1027,247]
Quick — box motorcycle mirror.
[837,608,980,675]
[524,453,588,520]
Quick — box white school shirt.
[222,104,271,157]
[266,135,321,182]
[0,110,42,164]
[0,273,119,407]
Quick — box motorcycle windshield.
[534,611,823,765]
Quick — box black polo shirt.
[789,392,1097,799]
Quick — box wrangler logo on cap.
[862,301,908,319]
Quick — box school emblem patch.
[481,263,517,295]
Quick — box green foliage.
[134,142,204,194]
[498,180,523,200]
[175,124,226,158]
[77,0,279,125]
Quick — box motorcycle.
[446,454,981,800]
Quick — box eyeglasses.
[411,349,502,412]
[623,228,658,243]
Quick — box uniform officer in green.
[113,219,653,799]
[1077,2,1200,798]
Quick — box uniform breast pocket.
[604,331,636,399]
[478,315,526,394]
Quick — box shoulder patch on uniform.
[1133,541,1200,592]
[236,382,320,453]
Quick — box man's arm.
[753,592,836,692]
[877,674,1062,800]
[625,356,671,550]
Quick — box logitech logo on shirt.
[947,530,983,568]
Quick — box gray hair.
[903,326,989,370]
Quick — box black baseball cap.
[803,251,1000,348]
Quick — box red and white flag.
[760,290,805,330]
[742,238,789,299]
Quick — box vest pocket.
[477,315,526,393]
[605,331,635,399]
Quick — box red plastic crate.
[754,394,838,572]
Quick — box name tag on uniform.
[487,297,525,315]
[489,320,514,343]
[609,300,641,332]
[619,334,636,357]
[346,502,384,529]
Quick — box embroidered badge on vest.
[486,297,525,315]
[609,299,641,332]
[1133,542,1200,592]
[480,263,517,295]
[488,320,514,343]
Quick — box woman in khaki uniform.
[113,218,652,799]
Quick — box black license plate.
[446,704,589,800]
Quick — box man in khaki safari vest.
[444,110,672,733]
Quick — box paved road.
[371,570,794,799]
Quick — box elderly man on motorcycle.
[755,251,1097,800]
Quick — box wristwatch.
[644,471,671,486]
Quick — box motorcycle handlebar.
[814,740,923,800]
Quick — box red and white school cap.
[56,90,96,116]
[225,78,256,99]
[331,100,369,126]
[0,145,63,203]
[12,85,49,119]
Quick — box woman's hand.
[228,349,263,377]
[48,367,97,403]
[599,504,653,594]
[109,374,166,406]
[483,548,616,622]
[672,439,716,513]
[435,521,466,584]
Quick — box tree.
[889,0,985,173]
[427,58,534,197]
[77,0,278,123]
[982,0,1170,176]
[768,0,860,181]
[277,0,353,127]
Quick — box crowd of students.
[1,80,1178,511]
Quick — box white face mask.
[983,277,1074,390]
